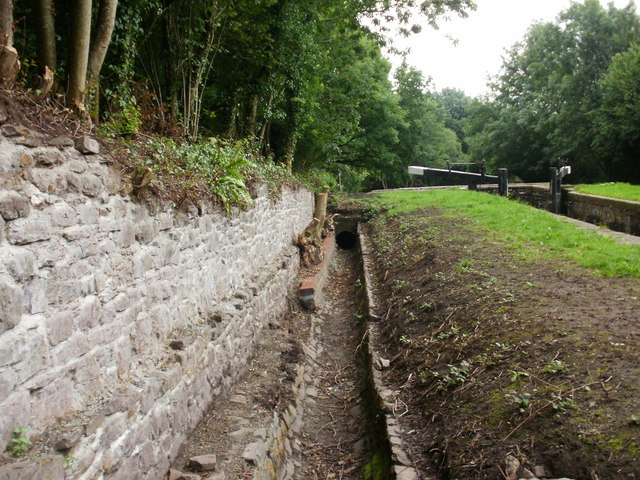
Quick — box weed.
[550,393,577,413]
[64,454,77,472]
[455,258,473,273]
[420,301,433,310]
[506,391,532,413]
[5,428,32,456]
[509,370,530,383]
[399,335,411,345]
[434,361,471,387]
[437,326,461,340]
[543,359,567,374]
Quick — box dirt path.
[291,248,369,479]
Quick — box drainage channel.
[167,216,396,480]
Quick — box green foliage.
[375,189,640,277]
[434,360,471,387]
[437,325,461,339]
[5,428,32,456]
[550,392,577,413]
[138,137,256,214]
[465,0,640,183]
[362,452,387,480]
[99,98,143,137]
[505,391,532,413]
[573,183,640,202]
[543,360,567,374]
[393,63,463,185]
[64,454,77,472]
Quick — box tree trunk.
[227,94,238,139]
[67,0,93,111]
[35,0,56,73]
[87,0,118,84]
[0,0,18,86]
[298,186,330,267]
[87,0,118,119]
[0,0,12,47]
[283,129,297,173]
[258,91,273,148]
[246,92,259,139]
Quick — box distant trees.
[464,0,640,183]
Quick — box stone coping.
[358,225,421,480]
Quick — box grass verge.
[572,182,640,202]
[368,189,640,278]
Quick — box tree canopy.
[464,0,640,183]
[7,0,640,189]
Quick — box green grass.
[371,189,640,278]
[573,182,640,202]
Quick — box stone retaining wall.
[0,129,313,479]
[565,189,640,235]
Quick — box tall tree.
[0,0,18,85]
[67,0,93,110]
[35,0,56,74]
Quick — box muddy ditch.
[166,216,399,480]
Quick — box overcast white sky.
[388,0,637,97]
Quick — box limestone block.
[101,169,123,195]
[134,249,154,278]
[45,311,74,346]
[76,295,102,330]
[71,354,103,396]
[33,150,64,167]
[23,277,47,314]
[0,151,23,189]
[0,460,39,480]
[79,274,97,296]
[29,169,68,194]
[0,191,30,220]
[0,389,32,445]
[0,367,17,401]
[118,219,135,248]
[61,225,91,241]
[157,212,173,231]
[46,279,80,306]
[79,174,103,197]
[0,276,22,334]
[98,238,117,256]
[98,216,120,232]
[49,202,77,227]
[87,322,121,347]
[49,136,74,148]
[6,217,51,245]
[67,159,87,173]
[75,136,100,154]
[51,332,91,365]
[76,202,99,224]
[0,246,36,281]
[1,124,31,137]
[101,411,129,445]
[29,376,73,426]
[135,220,158,244]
